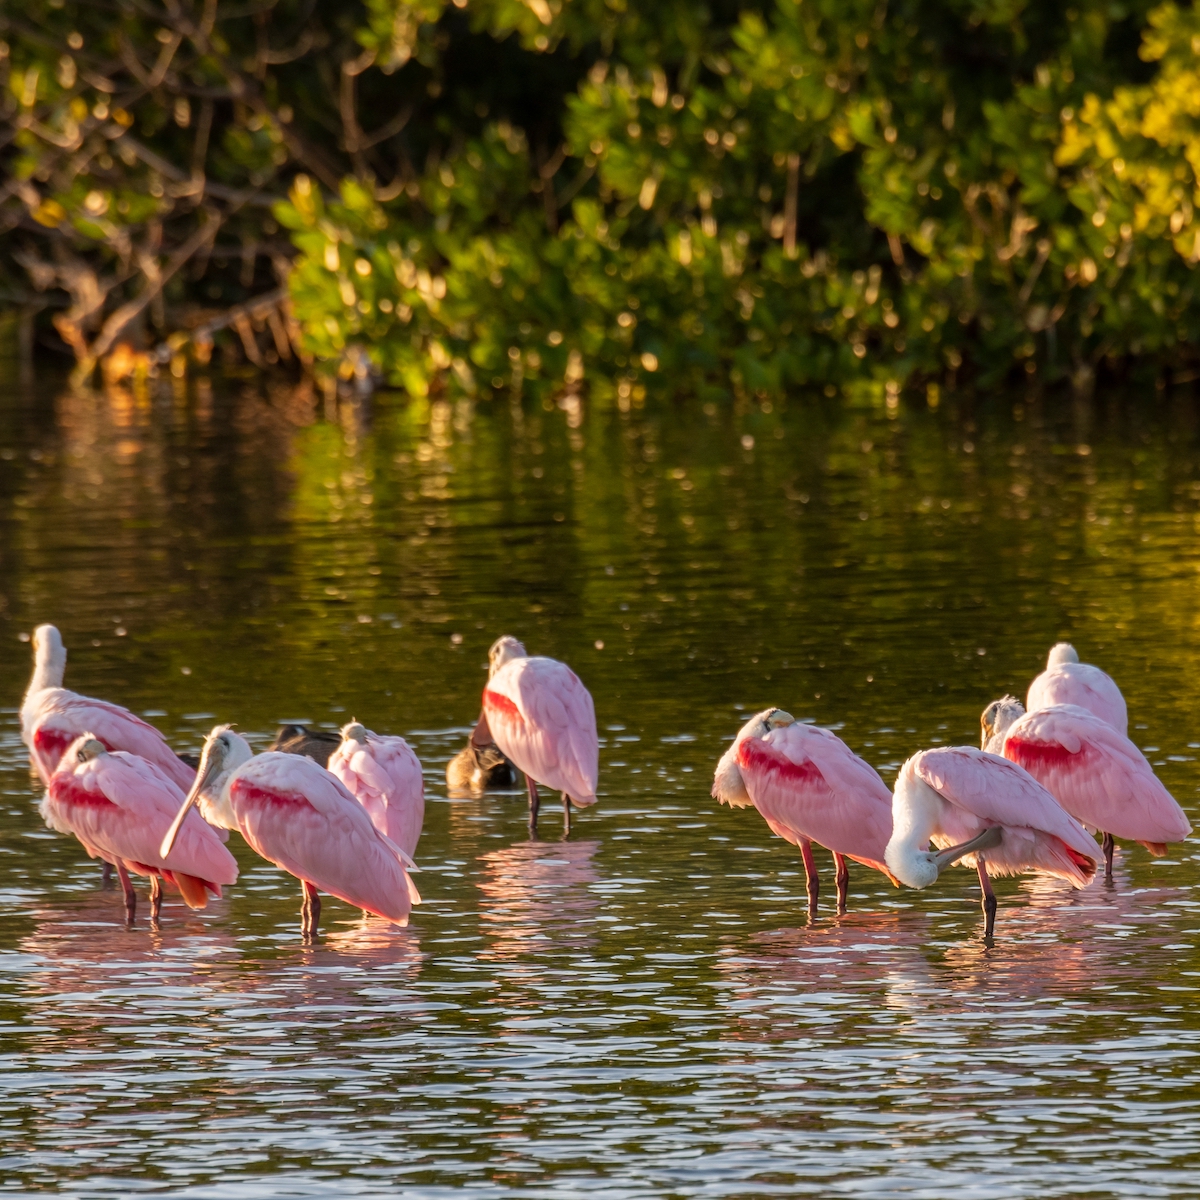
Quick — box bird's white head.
[488,636,528,677]
[712,707,796,807]
[1047,642,1079,668]
[341,721,370,744]
[886,757,1004,888]
[160,724,251,855]
[29,624,67,693]
[980,695,1025,752]
[73,735,107,764]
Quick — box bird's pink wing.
[231,753,417,924]
[328,736,425,858]
[1027,664,1128,735]
[28,689,195,790]
[44,752,237,887]
[738,723,894,872]
[484,657,598,804]
[915,746,1099,865]
[1004,706,1190,847]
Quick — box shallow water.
[1,373,1200,1197]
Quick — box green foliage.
[6,0,1200,395]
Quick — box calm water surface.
[1,373,1199,1197]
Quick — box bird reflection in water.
[476,839,602,963]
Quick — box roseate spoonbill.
[1026,642,1128,735]
[982,696,1190,882]
[712,708,897,914]
[268,723,341,767]
[446,712,517,794]
[43,735,238,923]
[21,624,195,791]
[161,726,420,937]
[886,746,1098,940]
[479,636,598,834]
[328,722,424,859]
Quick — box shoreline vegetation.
[4,1,1200,404]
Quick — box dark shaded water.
[1,372,1200,1197]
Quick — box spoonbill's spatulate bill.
[43,735,238,922]
[982,696,1190,882]
[712,708,897,914]
[480,636,599,835]
[887,746,1099,940]
[161,726,419,938]
[328,721,425,859]
[1026,642,1128,736]
[21,624,195,791]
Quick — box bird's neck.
[884,763,942,888]
[21,647,66,736]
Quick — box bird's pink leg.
[561,792,571,837]
[301,880,321,939]
[101,861,113,888]
[799,838,819,914]
[977,857,997,942]
[1101,832,1115,884]
[149,875,163,923]
[527,776,540,834]
[115,861,136,923]
[833,852,849,915]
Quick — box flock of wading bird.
[18,624,1191,941]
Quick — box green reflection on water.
[0,373,1199,1194]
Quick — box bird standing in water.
[267,724,342,768]
[162,726,420,938]
[478,636,598,834]
[1026,643,1128,735]
[982,696,1190,882]
[712,708,897,914]
[21,624,195,790]
[328,721,425,859]
[886,745,1098,940]
[44,735,238,922]
[446,712,517,794]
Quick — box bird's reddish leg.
[799,838,819,914]
[833,852,849,915]
[1101,832,1115,883]
[561,792,571,837]
[115,861,136,923]
[977,857,997,942]
[101,861,113,888]
[527,776,540,834]
[149,875,163,922]
[301,880,321,938]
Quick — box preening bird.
[982,695,1190,882]
[43,735,238,922]
[327,721,425,859]
[712,708,897,913]
[446,712,517,794]
[267,723,341,768]
[886,745,1099,940]
[479,636,598,834]
[21,624,195,791]
[161,725,419,937]
[1026,642,1128,735]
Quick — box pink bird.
[712,708,897,913]
[982,696,1190,882]
[161,726,420,937]
[327,721,425,859]
[43,734,238,923]
[479,636,598,834]
[21,624,195,791]
[1026,642,1128,735]
[886,745,1099,940]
